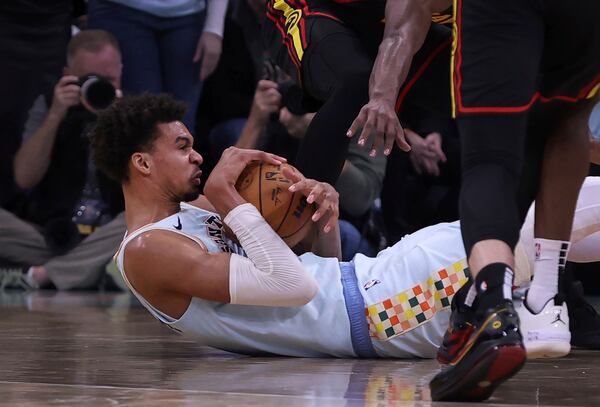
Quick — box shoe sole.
[430,343,526,402]
[525,341,570,359]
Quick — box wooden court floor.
[1,290,598,406]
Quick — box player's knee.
[460,163,522,253]
[462,149,522,181]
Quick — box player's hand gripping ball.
[235,162,315,247]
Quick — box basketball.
[235,162,315,247]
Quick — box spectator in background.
[197,0,265,165]
[0,30,125,290]
[381,109,461,245]
[236,79,385,260]
[0,1,77,208]
[87,0,229,132]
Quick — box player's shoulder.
[126,229,206,259]
[124,229,208,279]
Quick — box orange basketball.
[235,162,315,247]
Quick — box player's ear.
[131,152,152,176]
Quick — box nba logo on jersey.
[364,279,382,291]
[535,242,541,260]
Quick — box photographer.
[0,30,125,290]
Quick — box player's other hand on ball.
[283,167,339,233]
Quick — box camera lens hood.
[80,74,116,110]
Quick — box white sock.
[526,238,570,313]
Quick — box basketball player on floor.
[91,94,600,363]
[429,0,600,402]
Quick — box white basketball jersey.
[115,203,356,357]
[116,204,468,358]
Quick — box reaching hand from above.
[347,98,411,157]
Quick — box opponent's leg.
[526,100,595,310]
[515,0,600,357]
[295,20,375,184]
[430,0,544,401]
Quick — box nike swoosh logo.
[173,216,182,230]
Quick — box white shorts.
[353,222,468,358]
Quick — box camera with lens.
[262,60,309,116]
[74,74,117,111]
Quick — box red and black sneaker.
[430,301,526,402]
[437,301,475,364]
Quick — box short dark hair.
[91,93,186,183]
[67,29,120,62]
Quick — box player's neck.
[123,184,181,231]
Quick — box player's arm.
[310,218,342,259]
[204,147,321,304]
[348,0,451,156]
[124,231,233,317]
[125,212,319,318]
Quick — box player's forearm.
[13,111,62,189]
[204,178,247,218]
[369,0,433,102]
[311,219,342,260]
[226,204,319,307]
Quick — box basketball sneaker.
[436,292,475,364]
[516,294,570,358]
[430,301,526,402]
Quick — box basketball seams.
[236,162,315,247]
[274,190,297,233]
[258,162,264,215]
[280,202,314,239]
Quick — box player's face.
[152,121,203,202]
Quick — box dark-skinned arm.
[348,0,452,156]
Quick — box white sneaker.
[517,296,571,359]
